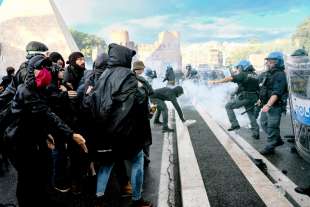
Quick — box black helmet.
[26,41,49,52]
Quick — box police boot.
[227,125,240,131]
[295,186,310,197]
[252,134,260,140]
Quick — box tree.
[292,17,310,53]
[70,29,107,61]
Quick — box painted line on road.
[207,106,310,207]
[194,99,310,207]
[194,100,294,207]
[175,108,211,207]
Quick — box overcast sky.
[3,0,310,44]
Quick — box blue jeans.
[96,150,144,200]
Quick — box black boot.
[227,125,240,131]
[295,186,310,197]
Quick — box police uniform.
[259,67,288,152]
[225,69,260,138]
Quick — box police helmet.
[265,51,284,68]
[26,41,49,52]
[234,60,252,71]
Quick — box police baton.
[241,103,259,115]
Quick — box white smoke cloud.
[180,79,251,128]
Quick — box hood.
[172,86,183,97]
[25,55,52,89]
[94,53,109,80]
[107,43,136,68]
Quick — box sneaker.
[121,182,132,197]
[295,186,310,197]
[162,127,174,133]
[54,183,71,193]
[227,125,240,131]
[183,120,196,127]
[272,139,284,147]
[131,198,152,207]
[260,148,275,155]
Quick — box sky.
[27,0,310,44]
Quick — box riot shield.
[286,55,310,163]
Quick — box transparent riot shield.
[286,55,310,163]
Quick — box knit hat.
[49,52,65,65]
[66,52,84,65]
[133,60,145,70]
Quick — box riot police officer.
[163,65,176,87]
[209,60,260,139]
[258,51,288,155]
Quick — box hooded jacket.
[151,86,185,121]
[94,53,109,82]
[91,43,145,159]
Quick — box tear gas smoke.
[180,79,252,128]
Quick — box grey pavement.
[183,106,266,207]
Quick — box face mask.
[35,67,52,88]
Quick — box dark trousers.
[260,106,282,150]
[154,99,168,128]
[16,147,50,207]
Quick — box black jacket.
[64,65,85,90]
[5,58,73,168]
[163,67,176,82]
[259,67,288,105]
[91,43,145,159]
[0,75,14,90]
[136,76,153,146]
[151,86,185,121]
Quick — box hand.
[262,104,271,113]
[72,133,88,153]
[0,86,4,93]
[256,99,261,106]
[208,80,216,84]
[59,85,67,92]
[47,134,55,150]
[86,86,93,95]
[68,90,78,98]
[65,83,74,90]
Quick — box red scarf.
[35,67,52,88]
